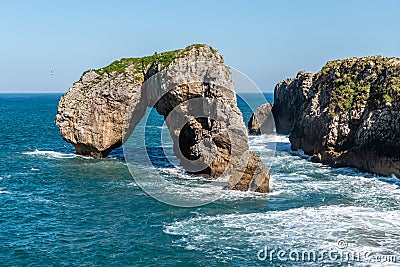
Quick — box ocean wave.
[107,180,139,189]
[248,134,288,145]
[145,125,168,129]
[22,149,90,159]
[126,164,273,207]
[0,188,11,194]
[133,148,400,206]
[164,205,400,261]
[289,149,312,160]
[0,174,11,181]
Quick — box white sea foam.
[0,188,10,194]
[107,180,139,189]
[185,244,198,251]
[32,197,56,204]
[148,125,168,130]
[273,134,290,143]
[127,163,275,207]
[249,134,288,144]
[0,174,11,181]
[162,131,400,262]
[164,205,400,260]
[290,148,312,160]
[22,149,90,159]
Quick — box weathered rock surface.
[55,70,145,158]
[287,56,400,177]
[248,103,274,135]
[225,151,270,192]
[56,44,270,192]
[271,71,313,134]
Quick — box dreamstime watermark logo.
[122,61,276,207]
[257,239,398,264]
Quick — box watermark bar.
[257,240,398,264]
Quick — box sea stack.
[248,103,274,135]
[56,44,270,192]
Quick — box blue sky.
[1,0,399,93]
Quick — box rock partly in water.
[248,103,275,135]
[56,46,203,158]
[225,151,270,192]
[56,44,270,192]
[289,56,400,177]
[271,71,313,134]
[142,48,252,180]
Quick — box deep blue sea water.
[1,93,400,266]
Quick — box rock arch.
[56,44,270,192]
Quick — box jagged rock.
[271,71,313,134]
[56,44,270,192]
[248,103,274,135]
[142,47,250,179]
[289,56,400,177]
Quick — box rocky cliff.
[284,56,400,177]
[56,44,270,192]
[271,71,313,135]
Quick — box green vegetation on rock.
[91,44,215,81]
[317,56,400,114]
[94,49,180,76]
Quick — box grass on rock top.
[91,44,215,77]
[318,56,400,114]
[95,49,180,76]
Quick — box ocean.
[0,93,399,266]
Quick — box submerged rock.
[287,56,400,177]
[56,44,270,192]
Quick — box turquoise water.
[1,94,399,266]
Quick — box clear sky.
[1,0,399,93]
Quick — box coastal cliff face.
[56,44,270,192]
[286,56,400,177]
[271,71,313,134]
